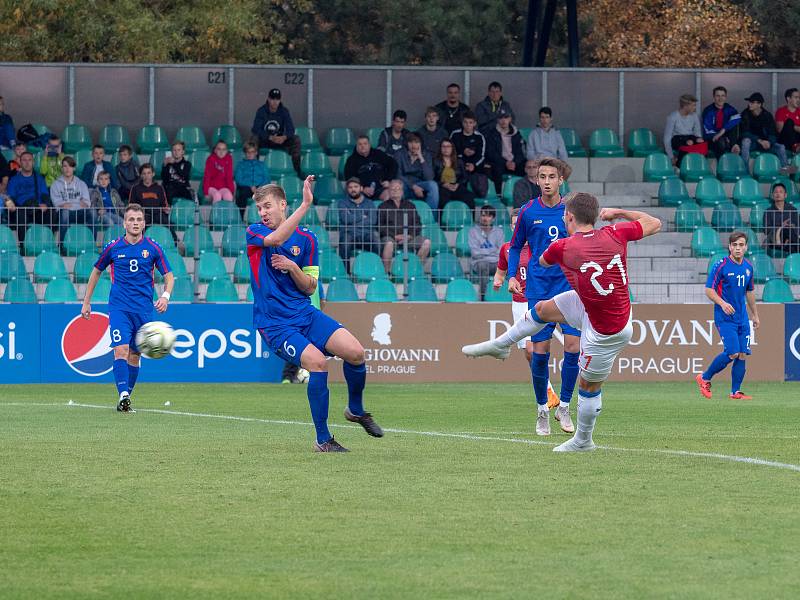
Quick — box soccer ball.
[296,368,310,383]
[135,321,176,359]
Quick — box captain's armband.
[302,266,320,281]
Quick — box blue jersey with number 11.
[706,256,754,325]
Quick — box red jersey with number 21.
[541,221,643,335]
[498,242,531,303]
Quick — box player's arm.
[261,176,315,247]
[493,267,507,290]
[745,289,760,329]
[506,216,526,293]
[704,286,735,315]
[154,271,174,313]
[599,208,662,238]
[81,268,103,319]
[271,255,317,295]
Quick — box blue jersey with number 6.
[95,236,171,314]
[706,256,754,325]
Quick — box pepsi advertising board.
[786,304,800,381]
[0,304,42,383]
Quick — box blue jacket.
[7,171,49,206]
[0,113,15,147]
[80,160,119,190]
[251,103,295,143]
[701,103,741,140]
[234,158,270,188]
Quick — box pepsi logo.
[61,313,114,377]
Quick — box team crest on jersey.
[141,249,150,258]
[290,245,301,256]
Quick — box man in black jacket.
[450,111,489,198]
[435,83,470,134]
[251,88,302,177]
[739,92,789,169]
[484,108,525,193]
[343,135,397,202]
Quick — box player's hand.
[302,175,316,206]
[508,277,522,295]
[721,301,735,315]
[81,302,92,320]
[599,207,621,221]
[752,315,760,329]
[271,254,296,272]
[154,297,169,313]
[493,274,504,290]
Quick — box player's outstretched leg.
[729,357,752,400]
[462,301,563,359]
[696,352,733,399]
[113,346,134,413]
[300,344,347,453]
[554,386,601,452]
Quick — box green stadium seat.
[674,202,707,232]
[99,124,131,153]
[221,224,246,257]
[679,154,713,182]
[32,123,52,136]
[101,225,125,246]
[559,180,571,196]
[0,251,27,282]
[753,153,781,183]
[171,276,195,302]
[145,225,176,251]
[62,225,95,256]
[732,177,766,207]
[324,205,340,230]
[149,148,170,170]
[136,125,170,154]
[92,277,112,302]
[560,128,587,157]
[266,151,295,177]
[205,276,239,302]
[337,150,351,179]
[175,125,208,151]
[212,125,243,151]
[44,278,77,302]
[762,279,795,303]
[61,124,92,154]
[484,280,512,302]
[422,224,449,256]
[170,198,196,231]
[324,127,355,156]
[715,152,748,183]
[0,224,18,253]
[691,226,724,257]
[365,278,397,302]
[501,176,522,205]
[232,253,250,283]
[431,252,464,283]
[73,148,94,173]
[695,178,727,207]
[163,249,188,279]
[657,177,691,207]
[445,278,478,302]
[301,152,334,179]
[278,175,303,200]
[33,251,68,282]
[454,227,471,257]
[784,253,800,283]
[209,201,242,231]
[390,252,425,282]
[73,251,99,283]
[182,225,215,256]
[642,153,675,182]
[295,126,321,152]
[197,251,227,283]
[245,203,260,225]
[351,252,387,283]
[189,148,211,180]
[628,128,660,157]
[325,277,359,302]
[750,253,777,283]
[366,127,383,149]
[313,177,342,206]
[519,127,532,143]
[710,202,743,231]
[23,225,57,256]
[441,201,472,231]
[749,203,768,231]
[407,277,438,302]
[588,128,624,157]
[412,200,435,226]
[3,276,36,303]
[320,248,347,282]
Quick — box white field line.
[2,401,800,474]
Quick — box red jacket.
[202,152,234,195]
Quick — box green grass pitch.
[2,381,799,599]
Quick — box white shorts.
[552,290,633,383]
[512,301,529,349]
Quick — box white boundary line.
[2,401,800,474]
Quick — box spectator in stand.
[416,107,448,156]
[80,144,118,190]
[764,182,800,256]
[4,152,50,242]
[475,81,515,132]
[90,170,124,227]
[160,141,192,202]
[343,135,397,202]
[50,156,94,238]
[8,141,27,175]
[468,204,505,281]
[436,83,470,134]
[202,140,235,204]
[434,138,475,210]
[0,152,9,202]
[664,93,705,166]
[485,108,525,192]
[378,110,411,160]
[739,92,789,170]
[129,163,171,228]
[377,179,431,272]
[776,88,800,154]
[39,136,65,187]
[234,141,270,218]
[513,159,543,208]
[116,144,140,201]
[251,88,302,177]
[450,111,489,198]
[397,133,439,211]
[526,107,568,161]
[337,177,380,263]
[701,86,741,158]
[0,96,16,149]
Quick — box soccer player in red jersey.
[463,193,661,451]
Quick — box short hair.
[786,88,799,101]
[61,156,76,168]
[93,144,104,151]
[772,182,787,194]
[98,170,111,179]
[243,141,258,152]
[406,133,421,145]
[447,83,460,90]
[20,151,33,159]
[49,135,61,143]
[392,110,407,121]
[118,144,133,154]
[140,162,154,173]
[425,106,439,116]
[564,192,599,226]
[172,140,186,150]
[679,93,698,107]
[488,81,502,90]
[480,204,496,217]
[712,86,727,96]
[538,156,564,177]
[729,231,748,245]
[356,134,370,143]
[125,203,144,215]
[462,110,477,122]
[539,106,553,116]
[254,183,287,204]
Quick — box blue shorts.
[527,298,581,342]
[258,309,343,367]
[109,309,152,352]
[716,321,752,356]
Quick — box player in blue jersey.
[506,157,579,436]
[247,176,383,452]
[81,203,174,412]
[696,231,760,400]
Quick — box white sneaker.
[553,436,597,452]
[554,405,575,433]
[461,340,511,360]
[536,409,550,436]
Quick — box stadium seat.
[278,175,303,200]
[34,251,68,282]
[301,152,334,179]
[182,225,215,256]
[337,150,351,180]
[365,278,397,302]
[560,128,587,157]
[412,200,435,226]
[72,251,99,283]
[265,151,295,177]
[0,250,27,282]
[750,253,777,283]
[749,203,767,231]
[324,127,355,156]
[189,148,212,180]
[197,251,227,283]
[390,252,425,282]
[325,277,359,302]
[320,248,347,282]
[444,278,477,302]
[642,153,675,182]
[695,178,727,207]
[422,224,449,255]
[99,124,131,153]
[295,126,321,153]
[324,204,340,230]
[101,225,125,246]
[454,227,471,257]
[501,176,522,205]
[232,253,250,283]
[92,277,112,302]
[431,252,464,283]
[175,125,208,151]
[149,148,170,170]
[0,224,18,253]
[136,125,170,154]
[366,127,383,149]
[43,278,77,302]
[73,148,94,173]
[627,128,660,157]
[657,177,691,207]
[762,278,795,303]
[313,178,342,207]
[62,225,95,256]
[245,203,260,225]
[32,123,52,136]
[441,201,472,231]
[163,249,188,279]
[753,153,781,183]
[3,276,36,303]
[732,177,766,207]
[145,225,176,251]
[407,277,438,302]
[210,202,242,231]
[305,225,330,249]
[691,226,724,257]
[679,154,713,182]
[715,152,748,183]
[783,253,800,283]
[212,125,243,151]
[61,124,93,154]
[674,202,707,232]
[351,252,387,283]
[588,128,624,157]
[171,276,195,302]
[23,225,57,256]
[220,224,246,257]
[204,276,238,302]
[170,198,196,231]
[710,202,743,231]
[484,280,512,302]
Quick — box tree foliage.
[731,0,800,67]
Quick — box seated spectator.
[764,182,800,256]
[450,111,489,198]
[664,93,705,165]
[378,110,410,159]
[434,138,475,209]
[337,177,380,263]
[343,135,397,201]
[4,152,50,242]
[416,107,448,156]
[251,88,302,177]
[129,163,171,228]
[468,204,505,281]
[116,144,141,201]
[90,170,124,227]
[739,92,789,169]
[475,81,515,132]
[234,141,270,218]
[776,88,800,154]
[0,96,16,149]
[203,140,235,204]
[160,141,192,202]
[513,159,543,208]
[39,136,65,187]
[397,133,439,211]
[377,179,431,272]
[484,109,525,192]
[526,106,568,161]
[701,86,741,157]
[436,83,470,134]
[51,156,94,238]
[8,141,27,174]
[81,144,118,190]
[0,152,9,202]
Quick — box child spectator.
[161,141,193,202]
[115,144,141,201]
[234,141,270,218]
[90,170,124,226]
[202,140,235,203]
[39,136,65,187]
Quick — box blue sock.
[343,361,366,416]
[560,351,580,404]
[731,358,746,394]
[307,372,331,445]
[703,352,732,380]
[530,352,550,406]
[113,359,129,395]
[127,364,140,394]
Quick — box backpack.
[16,123,39,143]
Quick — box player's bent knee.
[728,353,738,360]
[345,343,365,365]
[114,345,129,359]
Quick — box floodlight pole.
[522,0,540,68]
[522,0,580,68]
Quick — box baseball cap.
[345,176,362,186]
[268,88,281,100]
[497,108,511,118]
[745,92,765,103]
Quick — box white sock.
[575,392,602,444]
[495,310,547,347]
[538,405,549,415]
[559,401,570,409]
